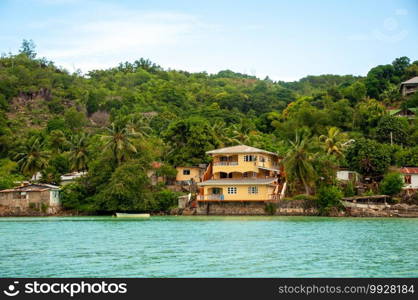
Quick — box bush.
[343,181,355,197]
[293,194,317,201]
[317,185,343,215]
[264,203,276,215]
[60,183,91,211]
[154,189,181,212]
[379,172,404,196]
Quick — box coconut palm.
[48,129,69,154]
[226,123,261,146]
[101,123,137,165]
[14,136,49,178]
[126,115,152,140]
[210,121,228,147]
[282,132,317,195]
[319,127,347,157]
[69,133,89,171]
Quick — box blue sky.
[0,0,417,81]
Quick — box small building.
[175,166,205,184]
[400,167,418,190]
[60,171,87,186]
[388,108,417,120]
[400,76,418,96]
[336,170,360,182]
[0,183,61,214]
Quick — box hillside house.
[400,76,418,96]
[388,108,417,120]
[175,165,206,184]
[60,171,87,185]
[0,183,61,214]
[336,169,360,182]
[400,167,418,191]
[197,145,283,202]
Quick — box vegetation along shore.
[0,40,417,217]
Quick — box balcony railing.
[213,162,238,166]
[197,194,224,200]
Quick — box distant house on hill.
[0,183,60,214]
[388,107,418,119]
[336,169,360,182]
[176,165,206,184]
[400,76,418,96]
[400,167,418,191]
[60,171,87,185]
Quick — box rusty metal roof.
[0,184,60,193]
[400,167,418,174]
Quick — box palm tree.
[14,136,49,178]
[126,115,152,140]
[226,123,261,146]
[319,127,347,157]
[48,129,69,154]
[101,123,137,165]
[69,133,89,171]
[282,132,317,195]
[210,121,228,147]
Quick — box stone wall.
[344,203,418,217]
[196,200,319,216]
[195,200,418,217]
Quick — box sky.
[0,0,417,81]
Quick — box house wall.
[0,190,60,215]
[336,171,358,181]
[49,190,60,206]
[176,167,201,182]
[403,174,418,189]
[200,184,275,201]
[212,153,279,175]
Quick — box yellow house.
[197,145,283,202]
[176,166,202,183]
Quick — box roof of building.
[0,183,60,193]
[401,76,418,85]
[206,145,278,156]
[198,178,277,186]
[400,167,418,174]
[61,171,87,181]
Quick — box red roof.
[400,167,418,174]
[151,161,163,169]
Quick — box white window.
[244,155,256,162]
[248,186,258,194]
[227,187,237,194]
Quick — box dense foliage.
[0,41,417,212]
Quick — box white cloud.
[29,6,209,72]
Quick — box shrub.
[379,172,404,196]
[343,181,355,197]
[264,203,276,215]
[41,203,48,213]
[293,194,317,201]
[60,183,91,211]
[317,185,343,215]
[154,189,181,212]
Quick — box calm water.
[0,216,417,277]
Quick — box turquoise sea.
[0,216,417,277]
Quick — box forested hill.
[0,41,417,212]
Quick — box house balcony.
[197,194,225,201]
[213,161,239,166]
